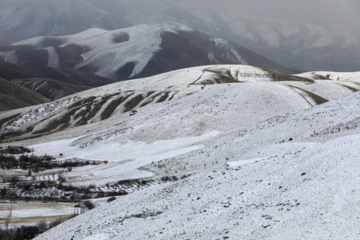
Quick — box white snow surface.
[0,204,74,219]
[1,65,360,239]
[35,130,360,239]
[314,71,360,83]
[11,24,194,80]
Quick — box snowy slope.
[35,133,360,239]
[0,65,331,140]
[1,65,360,239]
[35,77,360,239]
[11,24,179,78]
[1,65,357,147]
[291,71,360,100]
[312,71,360,83]
[4,24,170,80]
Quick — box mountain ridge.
[0,65,357,142]
[0,24,293,82]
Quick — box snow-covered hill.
[1,64,349,142]
[0,24,292,81]
[1,65,360,239]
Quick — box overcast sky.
[1,0,359,26]
[250,0,359,25]
[0,0,359,42]
[188,0,360,25]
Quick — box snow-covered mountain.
[1,65,360,238]
[1,0,359,72]
[0,24,292,81]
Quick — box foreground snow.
[34,136,360,239]
[34,89,360,239]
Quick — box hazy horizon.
[1,0,359,26]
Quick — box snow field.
[35,132,360,239]
[0,202,78,228]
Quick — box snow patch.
[227,157,270,167]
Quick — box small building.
[5,146,31,154]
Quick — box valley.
[0,1,359,238]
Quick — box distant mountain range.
[0,24,293,81]
[0,0,359,72]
